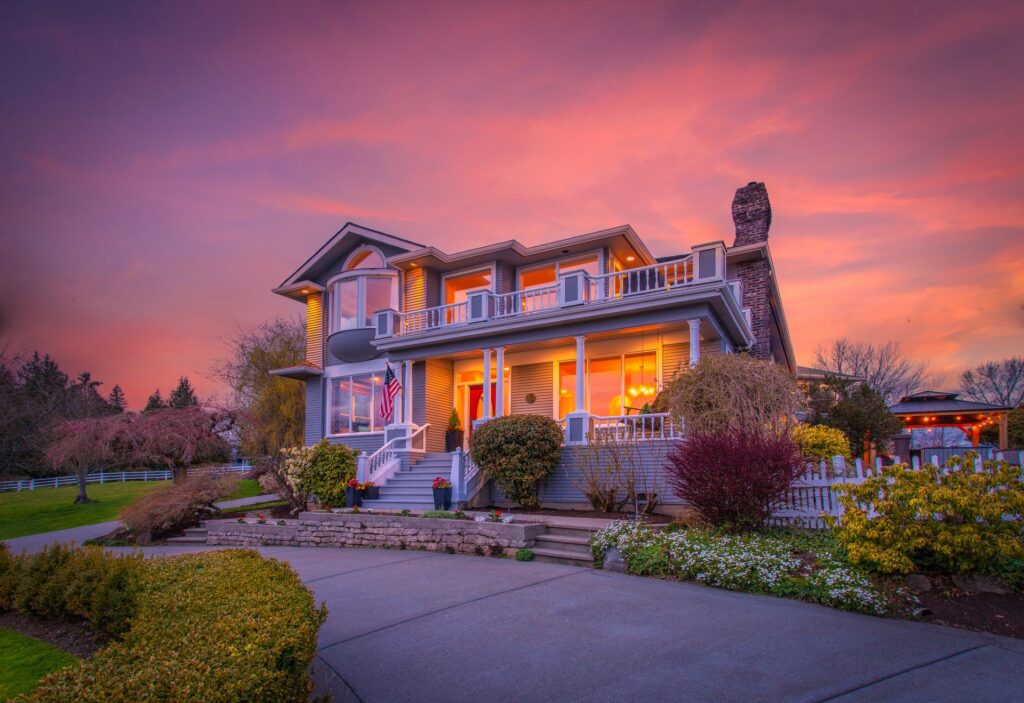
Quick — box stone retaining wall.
[205,511,547,557]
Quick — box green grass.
[219,500,288,516]
[0,481,168,541]
[225,478,263,501]
[0,628,79,700]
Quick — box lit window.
[345,248,385,270]
[329,373,387,434]
[331,275,397,331]
[623,352,657,411]
[558,361,576,418]
[444,269,492,306]
[589,356,623,417]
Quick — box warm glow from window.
[624,352,657,411]
[589,356,622,416]
[520,265,556,289]
[345,248,385,270]
[444,269,492,306]
[558,361,576,418]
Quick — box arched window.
[344,246,385,271]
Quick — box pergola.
[891,391,1011,449]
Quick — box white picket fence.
[772,451,1022,529]
[0,462,252,493]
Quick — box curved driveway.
[94,544,1024,703]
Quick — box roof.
[891,391,1010,415]
[385,225,655,272]
[795,366,866,382]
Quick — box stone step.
[166,534,208,544]
[543,525,601,539]
[533,533,592,556]
[530,546,594,567]
[361,500,435,510]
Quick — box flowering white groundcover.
[591,521,896,615]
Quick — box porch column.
[575,335,586,412]
[688,319,701,367]
[403,360,414,425]
[482,348,493,420]
[495,347,505,416]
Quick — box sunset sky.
[2,1,1022,408]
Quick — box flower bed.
[0,544,325,702]
[591,521,898,615]
[206,511,545,556]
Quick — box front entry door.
[467,383,497,434]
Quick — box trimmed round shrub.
[296,439,357,506]
[0,544,326,702]
[470,415,563,509]
[666,429,804,530]
[791,423,852,462]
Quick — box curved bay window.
[328,373,386,435]
[329,246,398,332]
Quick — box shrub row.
[0,545,326,702]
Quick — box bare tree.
[960,357,1024,407]
[814,338,930,404]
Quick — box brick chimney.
[731,181,773,361]
[732,181,771,247]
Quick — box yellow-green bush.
[791,424,852,462]
[830,454,1024,575]
[0,545,326,702]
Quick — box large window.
[329,373,386,434]
[330,275,397,331]
[558,351,658,418]
[443,268,492,306]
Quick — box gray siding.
[328,434,385,454]
[403,266,440,311]
[662,340,723,381]
[488,440,679,507]
[413,359,454,453]
[305,377,324,445]
[495,260,515,294]
[510,362,553,418]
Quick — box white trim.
[342,244,387,271]
[325,371,390,437]
[327,272,399,334]
[278,223,422,288]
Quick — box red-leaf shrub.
[666,430,803,530]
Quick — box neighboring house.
[271,182,796,509]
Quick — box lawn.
[0,481,168,541]
[0,628,79,700]
[226,478,264,501]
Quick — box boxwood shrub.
[470,414,563,509]
[0,544,326,702]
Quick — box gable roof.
[891,391,1011,415]
[277,223,424,290]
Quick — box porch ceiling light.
[626,255,636,262]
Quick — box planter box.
[345,486,363,507]
[432,486,452,510]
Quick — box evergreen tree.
[145,389,167,412]
[68,371,109,418]
[107,384,127,413]
[168,376,199,408]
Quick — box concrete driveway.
[91,544,1024,703]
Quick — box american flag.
[379,364,402,424]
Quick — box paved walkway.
[2,494,278,554]
[86,543,1024,703]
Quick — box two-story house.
[271,182,796,510]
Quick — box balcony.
[374,242,749,347]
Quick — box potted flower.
[432,476,452,510]
[361,481,379,500]
[445,408,464,452]
[344,478,363,507]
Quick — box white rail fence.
[772,452,1022,529]
[0,462,252,493]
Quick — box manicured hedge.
[0,545,326,702]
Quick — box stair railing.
[357,423,430,484]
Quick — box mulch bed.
[912,577,1024,639]
[0,611,107,658]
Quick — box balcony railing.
[376,242,731,340]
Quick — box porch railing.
[359,423,429,483]
[590,413,679,441]
[588,258,694,300]
[400,302,468,334]
[492,283,560,318]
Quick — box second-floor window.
[329,246,398,332]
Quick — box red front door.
[468,383,497,433]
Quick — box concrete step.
[533,533,592,556]
[543,525,601,539]
[361,500,435,510]
[530,546,594,567]
[385,478,444,487]
[377,490,435,500]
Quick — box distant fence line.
[0,462,253,493]
[772,450,1023,529]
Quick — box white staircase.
[362,452,454,510]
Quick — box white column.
[495,347,505,416]
[482,348,493,419]
[403,360,414,425]
[575,335,586,412]
[688,319,701,367]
